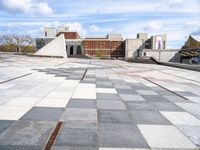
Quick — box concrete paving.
[0,54,200,149]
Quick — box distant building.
[179,35,200,64]
[35,26,177,62]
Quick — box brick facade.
[57,32,80,39]
[82,40,125,57]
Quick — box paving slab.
[0,120,55,148]
[97,100,126,110]
[138,124,197,149]
[98,110,132,123]
[60,108,97,122]
[99,123,149,148]
[20,107,64,121]
[129,110,171,125]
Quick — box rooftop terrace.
[0,54,200,149]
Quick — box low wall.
[158,62,200,72]
[139,49,180,62]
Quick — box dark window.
[77,46,82,55]
[70,46,73,55]
[163,41,166,49]
[45,31,47,37]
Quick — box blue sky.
[0,0,200,48]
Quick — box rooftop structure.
[35,26,174,62]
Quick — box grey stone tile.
[98,110,132,123]
[97,100,126,110]
[113,84,132,90]
[60,108,97,122]
[142,95,170,102]
[98,123,149,148]
[96,81,113,88]
[129,110,171,125]
[164,95,192,103]
[97,94,121,100]
[53,146,98,150]
[0,120,55,147]
[125,102,155,110]
[0,145,40,150]
[148,102,184,111]
[120,94,145,101]
[61,121,97,129]
[67,100,96,109]
[116,89,137,94]
[55,123,97,147]
[0,120,15,134]
[136,90,158,95]
[20,107,64,121]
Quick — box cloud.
[191,28,200,35]
[141,21,163,31]
[89,25,100,32]
[63,22,87,37]
[0,0,53,15]
[185,20,200,28]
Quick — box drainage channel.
[0,73,32,84]
[143,77,189,101]
[43,122,63,150]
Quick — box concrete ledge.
[28,54,64,58]
[158,62,200,72]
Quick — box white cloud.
[0,0,53,15]
[141,21,163,31]
[192,28,200,35]
[64,22,87,37]
[89,25,100,32]
[185,20,200,28]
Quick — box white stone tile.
[166,87,186,92]
[161,111,200,126]
[47,91,72,98]
[185,96,200,104]
[176,103,200,116]
[72,83,96,99]
[96,88,117,94]
[138,125,197,149]
[176,125,200,146]
[0,84,15,89]
[4,97,41,106]
[36,97,69,108]
[0,106,32,120]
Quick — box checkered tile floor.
[0,54,200,149]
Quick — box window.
[163,41,166,49]
[45,31,47,37]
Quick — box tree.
[0,34,34,53]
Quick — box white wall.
[125,39,143,58]
[44,27,57,37]
[35,34,67,58]
[141,49,180,62]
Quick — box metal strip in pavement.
[0,73,32,84]
[143,77,189,101]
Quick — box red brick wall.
[83,40,125,57]
[57,32,80,39]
